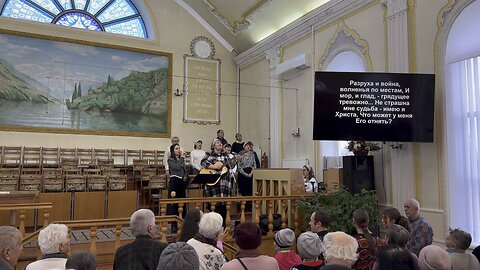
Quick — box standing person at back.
[351,208,385,270]
[113,209,168,270]
[216,130,228,147]
[404,198,433,256]
[0,226,23,270]
[231,133,245,154]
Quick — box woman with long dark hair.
[167,143,186,232]
[382,207,411,232]
[178,208,203,242]
[352,208,386,270]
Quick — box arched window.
[444,0,480,244]
[323,50,367,158]
[0,0,147,38]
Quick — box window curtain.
[446,56,480,244]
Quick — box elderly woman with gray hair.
[187,212,226,270]
[445,228,480,270]
[25,223,70,270]
[373,224,419,270]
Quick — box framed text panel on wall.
[0,30,172,138]
[183,56,221,124]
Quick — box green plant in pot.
[297,188,378,234]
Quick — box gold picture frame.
[0,29,172,138]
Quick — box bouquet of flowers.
[346,141,381,155]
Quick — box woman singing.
[167,143,186,232]
[237,141,256,197]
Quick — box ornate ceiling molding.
[204,0,274,36]
[234,0,375,68]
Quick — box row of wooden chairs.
[0,146,178,168]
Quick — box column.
[382,0,415,209]
[265,47,281,168]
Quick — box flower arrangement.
[346,140,381,155]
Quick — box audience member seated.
[273,228,302,270]
[179,208,203,242]
[351,208,385,270]
[445,228,480,270]
[25,223,70,270]
[303,165,318,193]
[321,231,359,270]
[373,224,418,270]
[190,140,206,175]
[382,207,410,232]
[404,199,433,256]
[418,245,451,270]
[187,212,226,270]
[309,208,331,240]
[221,221,279,270]
[291,232,324,270]
[0,226,23,270]
[376,245,418,270]
[474,245,480,264]
[113,209,168,270]
[65,252,96,270]
[157,242,199,270]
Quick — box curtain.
[446,56,480,244]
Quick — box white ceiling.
[180,0,332,54]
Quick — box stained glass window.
[0,0,148,38]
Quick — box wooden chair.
[41,147,60,168]
[60,148,76,160]
[42,168,63,192]
[0,168,20,191]
[110,148,126,167]
[127,149,142,166]
[65,175,86,192]
[87,175,107,191]
[19,174,42,191]
[1,146,22,167]
[108,175,127,191]
[144,174,167,211]
[19,167,42,191]
[22,147,41,168]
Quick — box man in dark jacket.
[113,209,167,270]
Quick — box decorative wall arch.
[434,0,477,229]
[318,19,372,71]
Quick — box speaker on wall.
[342,156,375,194]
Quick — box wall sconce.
[292,128,300,137]
[391,143,403,150]
[174,88,183,96]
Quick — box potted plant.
[297,188,378,234]
[346,141,381,156]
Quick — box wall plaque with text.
[183,56,221,124]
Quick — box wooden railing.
[0,202,52,236]
[20,195,314,261]
[159,195,314,239]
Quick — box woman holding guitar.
[200,139,233,222]
[167,143,186,232]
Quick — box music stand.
[191,173,221,186]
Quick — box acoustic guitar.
[199,161,228,186]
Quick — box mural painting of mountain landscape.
[0,33,170,136]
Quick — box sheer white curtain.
[446,56,480,244]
